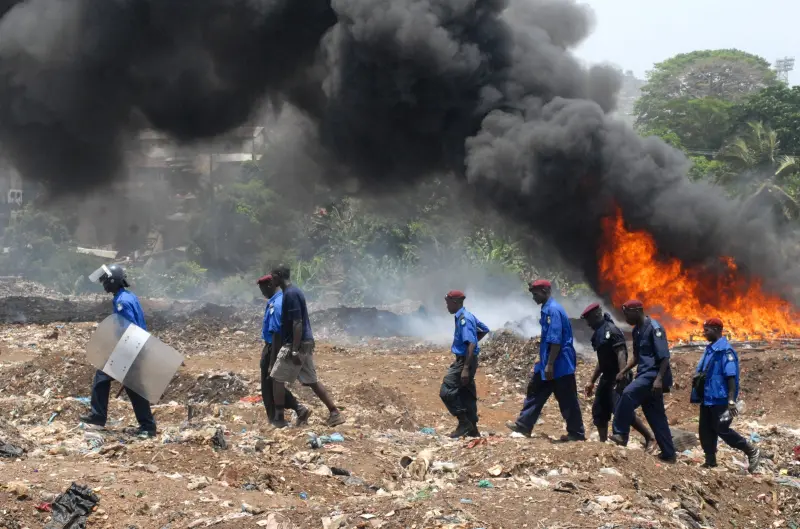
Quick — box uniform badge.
[655,330,662,338]
[460,318,466,326]
[269,308,274,314]
[605,331,611,339]
[727,354,734,361]
[117,303,123,312]
[547,316,551,324]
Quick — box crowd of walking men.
[79,265,760,474]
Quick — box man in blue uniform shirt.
[610,300,676,462]
[440,290,489,438]
[506,280,585,441]
[691,318,760,472]
[257,275,307,426]
[79,265,156,437]
[581,303,655,449]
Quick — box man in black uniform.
[581,303,655,449]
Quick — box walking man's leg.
[553,374,586,440]
[507,374,553,436]
[83,370,112,426]
[698,405,718,466]
[611,377,648,445]
[640,393,675,461]
[712,404,760,472]
[125,387,156,435]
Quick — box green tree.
[731,84,800,155]
[635,50,776,150]
[717,122,800,220]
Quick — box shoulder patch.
[727,353,734,361]
[546,315,551,325]
[605,330,611,339]
[117,303,123,311]
[460,318,466,326]
[655,329,662,338]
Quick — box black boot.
[702,453,717,468]
[745,444,761,473]
[272,408,290,429]
[449,415,474,439]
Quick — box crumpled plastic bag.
[44,482,99,529]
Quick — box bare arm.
[726,377,736,400]
[618,349,637,379]
[546,343,561,367]
[654,358,669,386]
[461,342,476,385]
[292,320,302,352]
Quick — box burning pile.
[598,210,800,341]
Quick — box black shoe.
[79,415,105,428]
[608,434,628,447]
[505,421,532,437]
[466,425,481,438]
[272,419,290,429]
[658,453,677,464]
[746,447,761,473]
[295,406,311,427]
[136,428,157,439]
[449,416,475,439]
[702,455,717,468]
[555,433,586,443]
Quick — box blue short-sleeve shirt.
[451,307,489,356]
[262,291,283,343]
[691,337,739,406]
[534,298,576,379]
[113,289,146,330]
[632,317,672,389]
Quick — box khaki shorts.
[270,340,318,385]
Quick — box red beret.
[580,302,601,318]
[703,317,724,329]
[256,274,273,285]
[622,299,643,310]
[529,279,551,289]
[445,290,466,300]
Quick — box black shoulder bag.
[692,352,718,401]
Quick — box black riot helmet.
[100,264,129,292]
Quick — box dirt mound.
[161,371,253,404]
[0,351,96,398]
[345,380,419,429]
[0,417,31,456]
[479,329,540,384]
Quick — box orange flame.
[598,209,800,341]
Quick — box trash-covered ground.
[2,297,800,528]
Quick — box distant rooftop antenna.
[775,57,795,84]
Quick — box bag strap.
[700,349,720,376]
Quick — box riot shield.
[86,314,183,404]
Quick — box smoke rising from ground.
[0,0,797,299]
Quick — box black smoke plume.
[0,0,796,297]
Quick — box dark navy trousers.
[90,370,156,432]
[515,373,585,438]
[612,375,675,459]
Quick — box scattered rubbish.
[599,467,623,477]
[509,432,527,438]
[750,432,762,443]
[299,492,308,500]
[671,428,699,452]
[48,410,61,424]
[529,476,551,489]
[794,446,800,461]
[431,461,457,472]
[308,433,345,449]
[459,498,473,504]
[777,477,800,489]
[0,441,25,458]
[360,514,376,519]
[477,480,493,489]
[331,467,351,476]
[35,502,53,512]
[5,480,30,499]
[44,483,99,529]
[467,437,488,448]
[239,395,263,404]
[554,480,578,493]
[188,477,211,491]
[211,428,227,450]
[487,464,504,477]
[241,502,264,515]
[74,397,91,405]
[419,427,436,435]
[596,495,626,508]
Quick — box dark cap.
[580,302,601,318]
[256,274,273,285]
[622,299,643,310]
[445,290,466,300]
[703,317,724,329]
[529,279,551,290]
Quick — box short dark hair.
[272,264,291,281]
